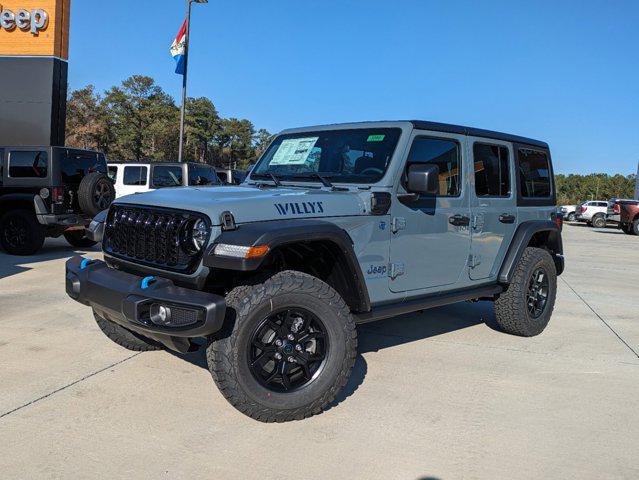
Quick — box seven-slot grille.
[103,205,208,273]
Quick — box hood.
[114,185,369,225]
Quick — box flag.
[170,20,187,75]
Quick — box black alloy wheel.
[248,308,328,392]
[94,180,113,211]
[527,267,549,319]
[3,216,29,250]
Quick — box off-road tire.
[206,270,357,422]
[94,311,163,351]
[64,230,98,248]
[591,214,606,229]
[494,247,557,337]
[78,172,115,217]
[631,219,639,236]
[0,209,45,255]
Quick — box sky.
[68,0,639,175]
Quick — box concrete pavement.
[0,224,637,479]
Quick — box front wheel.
[567,213,575,222]
[206,271,357,422]
[494,247,557,337]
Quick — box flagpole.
[177,0,192,163]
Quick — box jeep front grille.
[103,205,209,273]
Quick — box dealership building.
[0,0,70,146]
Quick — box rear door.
[468,139,517,280]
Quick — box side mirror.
[406,163,439,196]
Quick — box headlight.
[191,219,210,251]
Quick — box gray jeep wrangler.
[65,121,564,422]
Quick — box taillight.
[579,206,587,214]
[52,187,65,204]
[556,216,562,229]
[614,204,621,214]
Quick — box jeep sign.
[0,5,48,35]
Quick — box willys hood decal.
[114,185,368,225]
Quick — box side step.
[354,284,503,324]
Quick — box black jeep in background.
[0,146,115,255]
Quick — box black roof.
[409,120,548,148]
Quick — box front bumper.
[65,256,226,351]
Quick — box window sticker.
[367,134,385,142]
[270,137,320,165]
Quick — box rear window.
[518,149,551,198]
[473,143,510,197]
[9,150,48,178]
[123,166,148,186]
[153,165,183,187]
[188,166,219,186]
[60,150,106,184]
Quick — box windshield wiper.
[252,172,282,187]
[298,173,333,188]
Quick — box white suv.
[108,162,221,198]
[575,200,608,228]
[558,204,577,221]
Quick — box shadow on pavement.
[174,299,495,413]
[0,240,98,281]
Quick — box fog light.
[150,304,172,326]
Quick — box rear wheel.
[567,212,575,222]
[206,270,357,422]
[494,247,557,337]
[64,229,98,248]
[592,214,606,228]
[94,311,163,351]
[0,209,45,255]
[632,219,639,236]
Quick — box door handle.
[499,214,516,224]
[449,214,470,226]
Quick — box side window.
[405,137,461,196]
[123,166,148,186]
[9,150,48,178]
[518,149,551,198]
[108,166,118,182]
[189,166,219,186]
[153,165,183,187]
[473,143,510,197]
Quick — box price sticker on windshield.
[270,137,319,165]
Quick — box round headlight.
[191,219,209,251]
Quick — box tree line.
[65,75,275,169]
[555,173,636,205]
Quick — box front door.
[389,133,471,293]
[468,139,517,280]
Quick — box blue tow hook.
[141,276,155,290]
[80,258,93,270]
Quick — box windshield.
[251,128,402,184]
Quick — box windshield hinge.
[391,217,406,233]
[388,262,405,279]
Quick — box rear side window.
[518,149,551,198]
[123,166,148,186]
[153,165,183,187]
[189,166,219,186]
[108,166,118,182]
[9,150,48,178]
[473,143,510,197]
[61,150,106,184]
[406,137,461,196]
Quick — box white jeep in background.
[575,200,608,228]
[107,162,221,198]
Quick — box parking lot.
[0,224,637,479]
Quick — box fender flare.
[498,220,564,284]
[203,219,371,312]
[0,193,37,212]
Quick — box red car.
[612,200,639,235]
